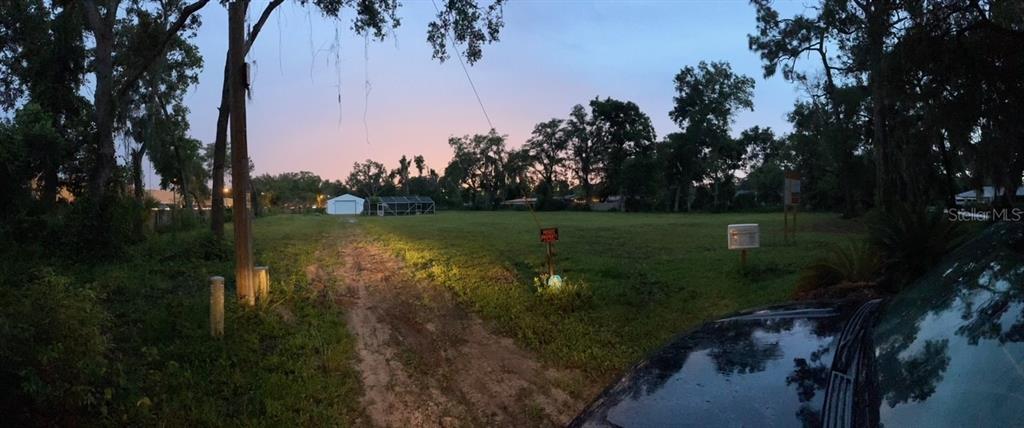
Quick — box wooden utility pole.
[229,1,254,305]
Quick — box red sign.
[540,227,559,243]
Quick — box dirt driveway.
[309,231,590,427]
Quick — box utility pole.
[229,0,254,305]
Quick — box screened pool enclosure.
[370,196,436,216]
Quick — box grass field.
[2,215,365,425]
[360,210,863,376]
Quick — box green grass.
[2,215,364,425]
[360,211,863,375]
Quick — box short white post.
[210,276,225,337]
[254,266,270,303]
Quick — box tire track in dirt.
[313,231,588,427]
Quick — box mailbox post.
[540,227,559,279]
[728,224,760,268]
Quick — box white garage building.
[325,194,365,215]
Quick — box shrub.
[534,276,592,313]
[0,269,112,424]
[869,206,965,290]
[796,240,881,293]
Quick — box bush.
[869,206,965,290]
[62,194,148,259]
[0,269,112,424]
[796,240,881,293]
[534,276,592,313]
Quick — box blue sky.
[180,0,814,182]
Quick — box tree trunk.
[131,146,147,203]
[41,159,59,208]
[211,56,230,239]
[673,184,681,212]
[867,0,895,213]
[210,0,284,239]
[229,0,255,305]
[90,24,116,199]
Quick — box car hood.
[571,300,869,428]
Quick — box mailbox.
[727,224,760,250]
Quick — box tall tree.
[345,159,389,199]
[589,97,656,208]
[661,132,705,212]
[749,0,903,212]
[525,118,568,207]
[393,155,412,194]
[669,61,755,208]
[80,0,210,200]
[564,104,601,207]
[0,1,90,209]
[414,154,426,176]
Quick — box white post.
[254,266,270,303]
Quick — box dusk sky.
[178,0,813,183]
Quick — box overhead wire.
[428,0,542,230]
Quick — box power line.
[429,0,494,132]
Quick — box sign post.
[540,227,559,279]
[783,172,801,243]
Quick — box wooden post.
[254,266,269,303]
[210,276,225,337]
[786,203,794,240]
[229,1,254,306]
[546,243,554,278]
[783,205,789,243]
[740,249,748,268]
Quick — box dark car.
[571,222,1024,428]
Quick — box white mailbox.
[728,224,760,250]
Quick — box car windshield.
[869,226,1024,426]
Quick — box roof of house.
[328,193,365,201]
[377,195,434,204]
[148,189,177,205]
[500,197,537,205]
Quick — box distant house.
[591,195,624,212]
[955,186,1024,205]
[326,194,366,215]
[148,189,177,209]
[500,197,537,207]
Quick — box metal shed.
[326,194,365,215]
[372,195,436,216]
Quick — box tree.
[670,61,754,208]
[253,171,324,210]
[590,97,656,208]
[748,0,907,213]
[123,17,203,205]
[443,131,513,209]
[80,0,211,200]
[738,126,787,207]
[0,104,61,219]
[0,1,90,209]
[208,0,508,238]
[393,155,412,194]
[525,118,568,207]
[660,132,705,211]
[414,154,426,176]
[346,159,389,199]
[564,104,601,207]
